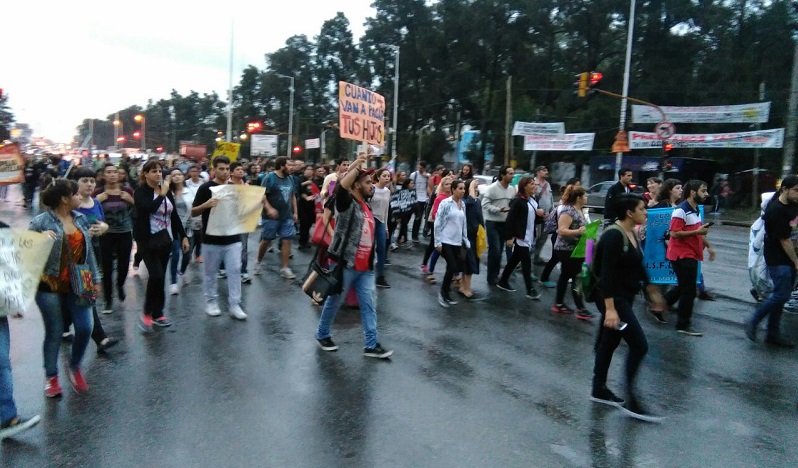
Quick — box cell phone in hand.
[618,322,628,331]
[703,222,715,228]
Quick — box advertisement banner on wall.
[522,133,595,151]
[511,121,565,136]
[338,81,385,146]
[628,129,784,149]
[632,102,771,124]
[250,134,278,157]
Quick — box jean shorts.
[261,218,296,241]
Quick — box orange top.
[41,231,85,294]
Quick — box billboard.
[250,134,278,157]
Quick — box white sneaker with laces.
[281,267,296,279]
[229,305,248,320]
[169,284,180,295]
[206,302,222,317]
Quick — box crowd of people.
[1,152,797,439]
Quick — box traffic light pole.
[782,34,798,178]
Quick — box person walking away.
[409,161,430,244]
[0,220,41,437]
[603,168,633,225]
[315,154,393,359]
[551,185,593,319]
[591,194,667,422]
[497,177,544,300]
[370,169,392,288]
[254,157,298,279]
[434,180,470,307]
[191,156,247,320]
[30,179,102,396]
[662,180,712,336]
[482,166,517,285]
[134,160,189,331]
[745,176,798,348]
[532,166,553,266]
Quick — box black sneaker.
[117,286,126,302]
[765,336,795,348]
[496,281,516,292]
[316,337,339,351]
[677,328,703,337]
[438,292,450,308]
[526,288,541,300]
[153,317,172,328]
[376,276,391,289]
[364,343,393,359]
[650,309,668,324]
[589,387,624,408]
[97,337,120,354]
[620,399,664,423]
[0,415,41,440]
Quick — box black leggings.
[555,250,585,308]
[423,231,436,266]
[500,244,532,291]
[140,238,171,319]
[592,295,649,399]
[440,243,464,299]
[99,232,133,305]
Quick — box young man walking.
[315,154,393,359]
[191,156,247,320]
[408,161,430,244]
[229,162,252,283]
[663,180,713,336]
[255,157,298,279]
[481,165,516,284]
[603,168,633,224]
[746,176,798,348]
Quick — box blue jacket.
[29,210,101,285]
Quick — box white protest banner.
[250,134,278,157]
[338,81,386,146]
[523,133,595,151]
[206,185,267,236]
[1,230,54,316]
[511,122,566,136]
[632,102,771,124]
[628,129,784,149]
[306,138,320,149]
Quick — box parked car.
[585,181,643,213]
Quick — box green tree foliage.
[0,94,14,142]
[74,0,797,174]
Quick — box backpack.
[578,224,630,303]
[543,204,564,235]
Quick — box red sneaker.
[195,256,203,263]
[551,304,574,314]
[67,368,89,394]
[44,376,62,398]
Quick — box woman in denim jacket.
[29,179,101,398]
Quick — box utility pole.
[391,45,400,165]
[226,19,234,142]
[615,0,637,174]
[783,25,798,178]
[753,82,765,208]
[504,76,512,166]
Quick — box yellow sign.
[212,142,241,161]
[338,81,385,146]
[1,230,54,317]
[205,185,267,236]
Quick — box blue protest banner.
[643,206,703,284]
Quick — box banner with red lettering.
[0,143,24,185]
[628,129,784,149]
[338,81,385,146]
[522,133,595,151]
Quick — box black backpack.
[580,225,631,303]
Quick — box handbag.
[311,217,336,248]
[64,232,97,305]
[302,205,354,304]
[476,224,487,258]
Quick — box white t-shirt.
[410,171,430,203]
[515,198,539,248]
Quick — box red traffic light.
[117,136,126,143]
[292,145,302,154]
[589,72,603,86]
[133,131,141,139]
[156,146,163,152]
[663,140,673,152]
[247,121,262,133]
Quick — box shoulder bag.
[301,201,355,304]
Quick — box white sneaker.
[101,308,113,315]
[241,273,251,284]
[206,302,222,317]
[229,305,248,320]
[280,267,296,279]
[253,263,262,275]
[169,284,180,295]
[217,270,227,279]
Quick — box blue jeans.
[485,221,512,283]
[0,318,17,425]
[749,265,796,339]
[375,220,387,277]
[170,238,182,285]
[35,291,94,377]
[316,268,379,349]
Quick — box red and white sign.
[305,138,320,149]
[523,133,594,151]
[628,129,784,149]
[655,121,675,139]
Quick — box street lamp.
[276,74,295,158]
[134,114,146,151]
[380,43,400,165]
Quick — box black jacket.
[133,184,186,244]
[603,182,631,221]
[504,195,534,240]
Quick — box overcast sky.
[4,0,376,143]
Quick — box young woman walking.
[434,179,470,307]
[169,168,195,294]
[551,185,592,320]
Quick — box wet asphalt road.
[1,189,796,467]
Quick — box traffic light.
[574,73,588,98]
[663,140,673,153]
[156,146,163,152]
[587,71,603,96]
[133,131,141,139]
[247,121,262,133]
[292,145,302,155]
